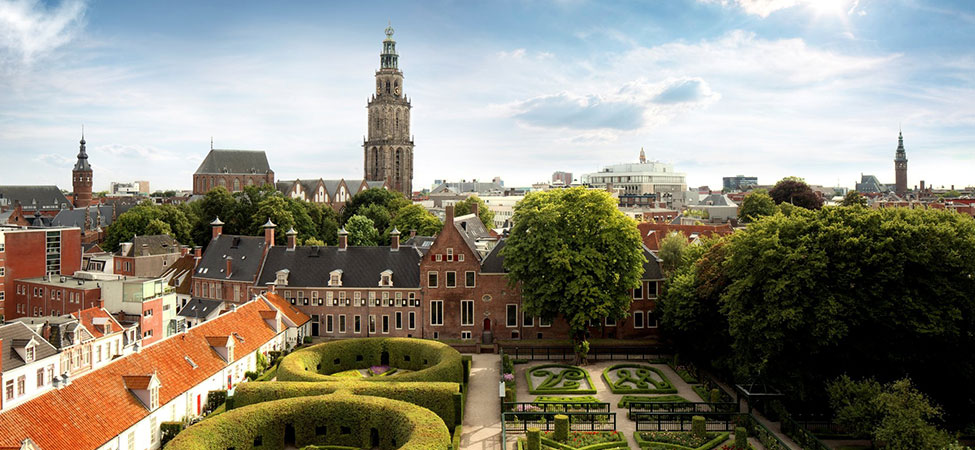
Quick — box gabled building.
[177,298,225,329]
[0,322,61,412]
[0,186,71,218]
[10,315,95,378]
[72,307,130,370]
[276,178,386,212]
[192,149,274,195]
[113,234,182,277]
[0,295,307,450]
[192,219,271,304]
[0,226,83,320]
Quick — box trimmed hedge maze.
[601,364,676,394]
[167,338,465,450]
[526,364,597,395]
[166,391,450,450]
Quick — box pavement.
[461,353,506,449]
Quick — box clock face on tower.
[377,84,381,94]
[394,86,401,95]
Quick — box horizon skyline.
[1,0,973,192]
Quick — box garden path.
[461,353,507,450]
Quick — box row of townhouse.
[276,178,389,212]
[193,204,666,343]
[0,293,310,450]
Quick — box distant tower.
[73,131,93,208]
[364,24,414,196]
[894,131,908,197]
[639,147,646,164]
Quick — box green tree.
[738,189,777,222]
[391,204,443,237]
[875,379,954,450]
[360,203,393,243]
[103,202,193,251]
[345,214,380,246]
[454,195,496,228]
[341,188,410,224]
[252,196,294,245]
[658,231,688,275]
[188,186,238,246]
[144,218,172,236]
[502,187,645,364]
[827,375,885,442]
[303,237,325,246]
[768,176,823,209]
[841,191,868,207]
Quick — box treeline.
[659,202,975,437]
[103,185,494,251]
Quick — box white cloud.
[0,0,87,64]
[701,0,863,18]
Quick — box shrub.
[303,335,313,344]
[526,364,596,395]
[617,394,688,409]
[554,415,569,442]
[735,426,748,448]
[244,370,259,381]
[160,421,184,447]
[710,388,721,404]
[277,337,463,384]
[452,425,462,450]
[166,392,451,450]
[256,351,269,372]
[692,415,706,439]
[205,390,227,414]
[601,364,676,394]
[527,428,541,450]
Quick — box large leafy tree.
[768,176,823,209]
[341,188,410,224]
[502,187,645,363]
[391,204,443,237]
[718,207,975,417]
[454,195,496,228]
[738,189,777,222]
[103,202,194,251]
[345,214,380,246]
[841,191,868,207]
[658,231,688,275]
[360,203,393,243]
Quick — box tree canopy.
[768,176,823,209]
[658,231,688,275]
[840,191,868,207]
[738,189,777,222]
[454,195,496,228]
[391,204,443,237]
[341,188,410,224]
[103,202,193,251]
[345,214,380,246]
[502,187,645,362]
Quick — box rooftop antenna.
[210,136,213,150]
[81,124,84,140]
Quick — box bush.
[617,394,688,409]
[205,390,227,414]
[452,425,462,450]
[167,392,451,450]
[256,351,269,372]
[735,426,748,448]
[602,364,677,394]
[710,389,721,404]
[554,415,569,442]
[160,421,185,447]
[303,335,313,344]
[527,428,541,450]
[692,416,706,439]
[244,370,259,381]
[525,364,596,395]
[277,337,463,384]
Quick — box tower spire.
[639,147,646,164]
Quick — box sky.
[0,0,973,192]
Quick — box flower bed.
[602,364,676,394]
[527,364,596,395]
[517,430,627,450]
[617,395,689,408]
[634,431,730,450]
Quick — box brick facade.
[192,173,275,196]
[0,227,82,320]
[8,278,101,319]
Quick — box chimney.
[920,180,925,191]
[470,201,479,217]
[193,246,202,269]
[286,227,297,251]
[338,227,348,251]
[210,217,224,240]
[445,204,455,224]
[226,257,232,278]
[262,219,276,247]
[390,227,400,252]
[141,244,149,257]
[410,229,417,239]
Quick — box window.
[382,315,389,334]
[150,416,158,443]
[506,304,518,327]
[354,315,361,334]
[339,315,347,333]
[25,346,34,362]
[458,253,464,262]
[326,315,334,333]
[446,248,453,261]
[17,375,26,396]
[435,253,443,262]
[47,365,54,384]
[634,311,645,328]
[354,291,361,306]
[144,330,153,338]
[369,315,377,334]
[36,368,44,387]
[408,311,416,330]
[446,271,456,288]
[409,292,416,307]
[540,316,552,327]
[461,300,474,326]
[648,281,659,299]
[382,292,389,306]
[647,310,658,328]
[0,267,4,276]
[395,311,402,329]
[427,272,438,288]
[144,309,153,318]
[430,300,444,326]
[465,271,476,288]
[523,313,534,327]
[381,273,392,286]
[605,316,617,327]
[4,380,12,400]
[127,432,135,450]
[461,331,472,340]
[633,282,643,299]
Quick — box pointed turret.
[639,147,646,164]
[72,130,93,208]
[894,131,908,197]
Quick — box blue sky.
[0,0,973,192]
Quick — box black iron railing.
[631,411,743,432]
[504,401,611,414]
[501,346,664,361]
[502,411,616,433]
[628,401,738,416]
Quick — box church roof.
[0,186,70,211]
[194,149,272,175]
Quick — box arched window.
[218,178,227,187]
[233,178,240,192]
[385,81,390,94]
[246,178,254,186]
[395,110,400,132]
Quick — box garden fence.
[500,346,665,361]
[502,411,617,433]
[631,411,742,432]
[504,402,611,414]
[627,401,738,416]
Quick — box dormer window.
[206,336,235,363]
[276,269,290,286]
[122,374,161,411]
[25,345,35,362]
[150,385,159,409]
[329,270,343,287]
[379,270,393,287]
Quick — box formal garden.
[164,337,470,450]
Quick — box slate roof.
[72,308,124,339]
[641,246,665,280]
[453,213,492,260]
[0,322,59,372]
[366,180,387,189]
[698,193,737,207]
[194,149,272,175]
[275,181,294,193]
[0,299,284,450]
[402,235,436,255]
[256,245,421,288]
[322,179,345,196]
[0,186,70,211]
[344,179,367,193]
[177,298,224,319]
[194,235,267,282]
[119,234,180,257]
[431,181,504,194]
[51,204,132,230]
[480,239,507,273]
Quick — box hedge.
[617,395,689,408]
[278,337,463,384]
[632,431,730,450]
[233,380,463,428]
[526,364,597,395]
[159,421,184,447]
[451,425,462,450]
[166,391,451,450]
[601,364,676,394]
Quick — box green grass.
[617,395,689,408]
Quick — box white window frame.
[461,331,472,340]
[506,304,518,328]
[523,313,534,327]
[539,316,552,327]
[395,311,402,330]
[647,310,658,328]
[605,316,617,327]
[339,314,346,333]
[326,315,334,333]
[369,315,377,334]
[633,282,643,299]
[446,271,456,288]
[382,315,389,334]
[408,311,416,330]
[633,311,645,329]
[354,315,361,334]
[461,300,474,327]
[430,300,444,326]
[427,271,438,288]
[465,271,476,288]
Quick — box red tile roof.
[205,335,232,348]
[121,374,155,390]
[260,292,311,327]
[72,307,123,339]
[0,299,282,450]
[637,222,734,251]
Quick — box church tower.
[363,24,414,197]
[73,131,92,208]
[894,131,908,197]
